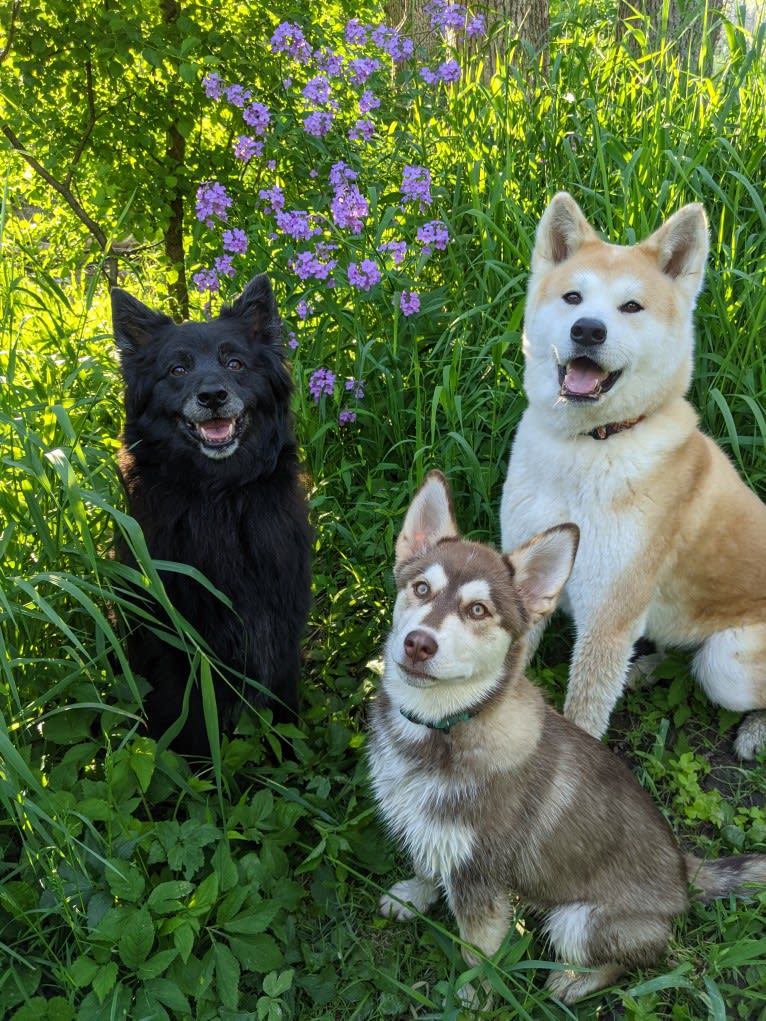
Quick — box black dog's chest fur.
[112,276,312,752]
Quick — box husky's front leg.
[563,625,643,738]
[450,892,513,1008]
[379,875,439,921]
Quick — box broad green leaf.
[118,908,155,968]
[214,942,241,1010]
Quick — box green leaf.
[188,870,219,917]
[143,977,192,1013]
[69,955,99,988]
[173,921,196,963]
[146,879,194,915]
[128,736,156,792]
[137,947,180,980]
[222,900,279,935]
[118,908,155,968]
[227,933,283,973]
[105,859,145,902]
[92,962,119,1004]
[214,942,241,1010]
[263,969,294,997]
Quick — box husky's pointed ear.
[505,524,579,625]
[111,288,172,352]
[642,204,708,296]
[223,274,281,345]
[531,192,598,271]
[395,470,458,569]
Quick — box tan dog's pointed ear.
[505,524,579,625]
[641,204,708,297]
[532,192,598,271]
[395,470,458,569]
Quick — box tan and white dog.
[369,471,766,1004]
[500,193,766,757]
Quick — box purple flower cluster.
[243,101,271,134]
[270,21,313,64]
[420,59,461,85]
[399,290,421,316]
[193,11,476,424]
[233,135,262,163]
[276,209,322,242]
[222,228,248,255]
[291,246,338,282]
[308,367,337,402]
[401,165,432,211]
[347,260,381,291]
[195,182,232,228]
[416,220,450,253]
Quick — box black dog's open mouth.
[186,415,245,450]
[558,358,622,401]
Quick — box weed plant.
[1,4,765,1020]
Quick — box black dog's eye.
[170,365,187,377]
[227,358,244,371]
[562,291,582,305]
[413,580,430,597]
[619,300,643,314]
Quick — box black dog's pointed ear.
[111,288,172,352]
[223,274,281,345]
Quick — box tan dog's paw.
[734,711,766,759]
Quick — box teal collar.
[399,706,478,732]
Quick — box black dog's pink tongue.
[564,360,609,396]
[199,418,234,443]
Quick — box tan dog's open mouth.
[558,358,622,401]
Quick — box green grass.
[1,6,766,1020]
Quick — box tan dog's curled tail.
[686,852,766,901]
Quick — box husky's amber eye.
[468,602,489,619]
[227,358,244,371]
[170,365,187,377]
[619,300,643,314]
[562,291,582,305]
[413,580,430,597]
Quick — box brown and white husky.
[368,471,766,1004]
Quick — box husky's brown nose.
[404,630,437,663]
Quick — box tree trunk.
[160,0,189,320]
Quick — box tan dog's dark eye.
[414,580,430,597]
[468,602,488,619]
[562,291,582,305]
[619,300,643,314]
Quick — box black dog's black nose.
[197,387,229,409]
[404,630,438,663]
[571,317,607,346]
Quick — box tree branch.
[1,122,109,252]
[0,0,20,66]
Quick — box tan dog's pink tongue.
[564,363,608,395]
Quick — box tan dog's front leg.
[563,627,642,737]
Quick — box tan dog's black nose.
[404,630,438,663]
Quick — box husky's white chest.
[369,735,477,881]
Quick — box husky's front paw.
[379,876,439,921]
[734,710,766,759]
[544,963,624,1003]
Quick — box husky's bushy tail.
[686,853,766,901]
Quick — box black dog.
[111,275,312,752]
